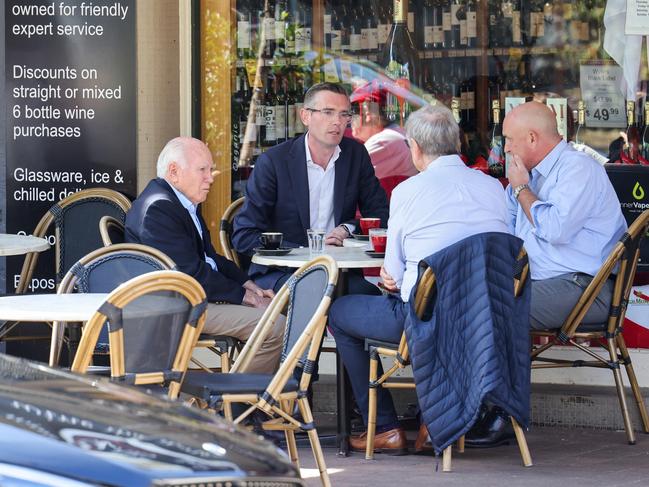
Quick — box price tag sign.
[579,63,626,128]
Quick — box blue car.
[0,353,303,486]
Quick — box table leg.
[67,323,82,366]
[335,269,352,457]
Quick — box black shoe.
[464,406,515,448]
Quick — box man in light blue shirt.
[504,101,626,330]
[328,104,510,454]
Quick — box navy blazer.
[232,135,389,277]
[125,178,249,304]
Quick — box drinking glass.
[307,229,325,256]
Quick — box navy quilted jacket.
[404,232,531,453]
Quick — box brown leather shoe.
[350,427,408,455]
[414,423,433,453]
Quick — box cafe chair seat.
[531,209,649,445]
[182,372,299,407]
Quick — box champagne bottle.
[488,100,505,177]
[381,0,420,125]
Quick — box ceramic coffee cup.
[260,232,283,250]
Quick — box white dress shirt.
[505,140,627,280]
[170,184,218,271]
[384,154,510,301]
[304,133,341,233]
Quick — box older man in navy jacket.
[125,137,284,373]
[232,82,389,293]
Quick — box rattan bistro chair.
[99,215,126,246]
[219,196,245,267]
[17,188,131,292]
[0,188,131,344]
[71,270,207,399]
[365,248,531,472]
[181,255,339,487]
[50,243,176,367]
[531,209,649,445]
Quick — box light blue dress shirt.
[384,154,510,301]
[505,140,627,280]
[170,185,218,271]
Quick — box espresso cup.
[360,217,381,235]
[260,232,283,250]
[369,228,387,253]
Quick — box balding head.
[503,101,562,170]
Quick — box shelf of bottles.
[230,0,644,195]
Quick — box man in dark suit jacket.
[232,82,389,292]
[125,137,284,373]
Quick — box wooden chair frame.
[71,270,207,400]
[219,196,245,267]
[99,215,126,246]
[531,210,649,445]
[185,255,338,487]
[365,248,532,472]
[50,243,176,367]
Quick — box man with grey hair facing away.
[125,136,285,373]
[328,104,510,454]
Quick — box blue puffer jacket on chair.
[405,231,531,453]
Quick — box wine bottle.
[461,61,475,131]
[237,0,252,59]
[442,1,453,48]
[641,102,649,162]
[574,100,585,145]
[264,74,277,146]
[500,1,513,47]
[381,0,420,125]
[450,0,462,48]
[465,0,477,48]
[275,0,287,57]
[261,1,275,59]
[422,0,435,50]
[432,0,444,49]
[349,7,362,53]
[287,72,297,138]
[275,75,287,144]
[457,0,468,47]
[323,0,333,50]
[488,100,505,178]
[624,100,640,163]
[377,0,391,51]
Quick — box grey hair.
[405,104,460,158]
[156,137,193,178]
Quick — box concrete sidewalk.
[297,426,649,486]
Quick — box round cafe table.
[252,242,384,456]
[0,233,49,256]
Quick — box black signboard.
[605,164,649,271]
[2,0,136,296]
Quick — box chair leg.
[442,445,452,472]
[617,335,649,433]
[457,435,465,453]
[284,429,300,468]
[365,354,379,460]
[607,338,636,444]
[511,417,532,467]
[298,396,331,487]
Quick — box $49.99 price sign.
[579,62,626,128]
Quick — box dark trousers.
[328,293,407,428]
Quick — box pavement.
[296,425,649,486]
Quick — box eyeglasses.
[305,108,353,122]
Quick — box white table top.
[0,293,191,322]
[252,244,383,269]
[0,293,108,322]
[0,233,50,256]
